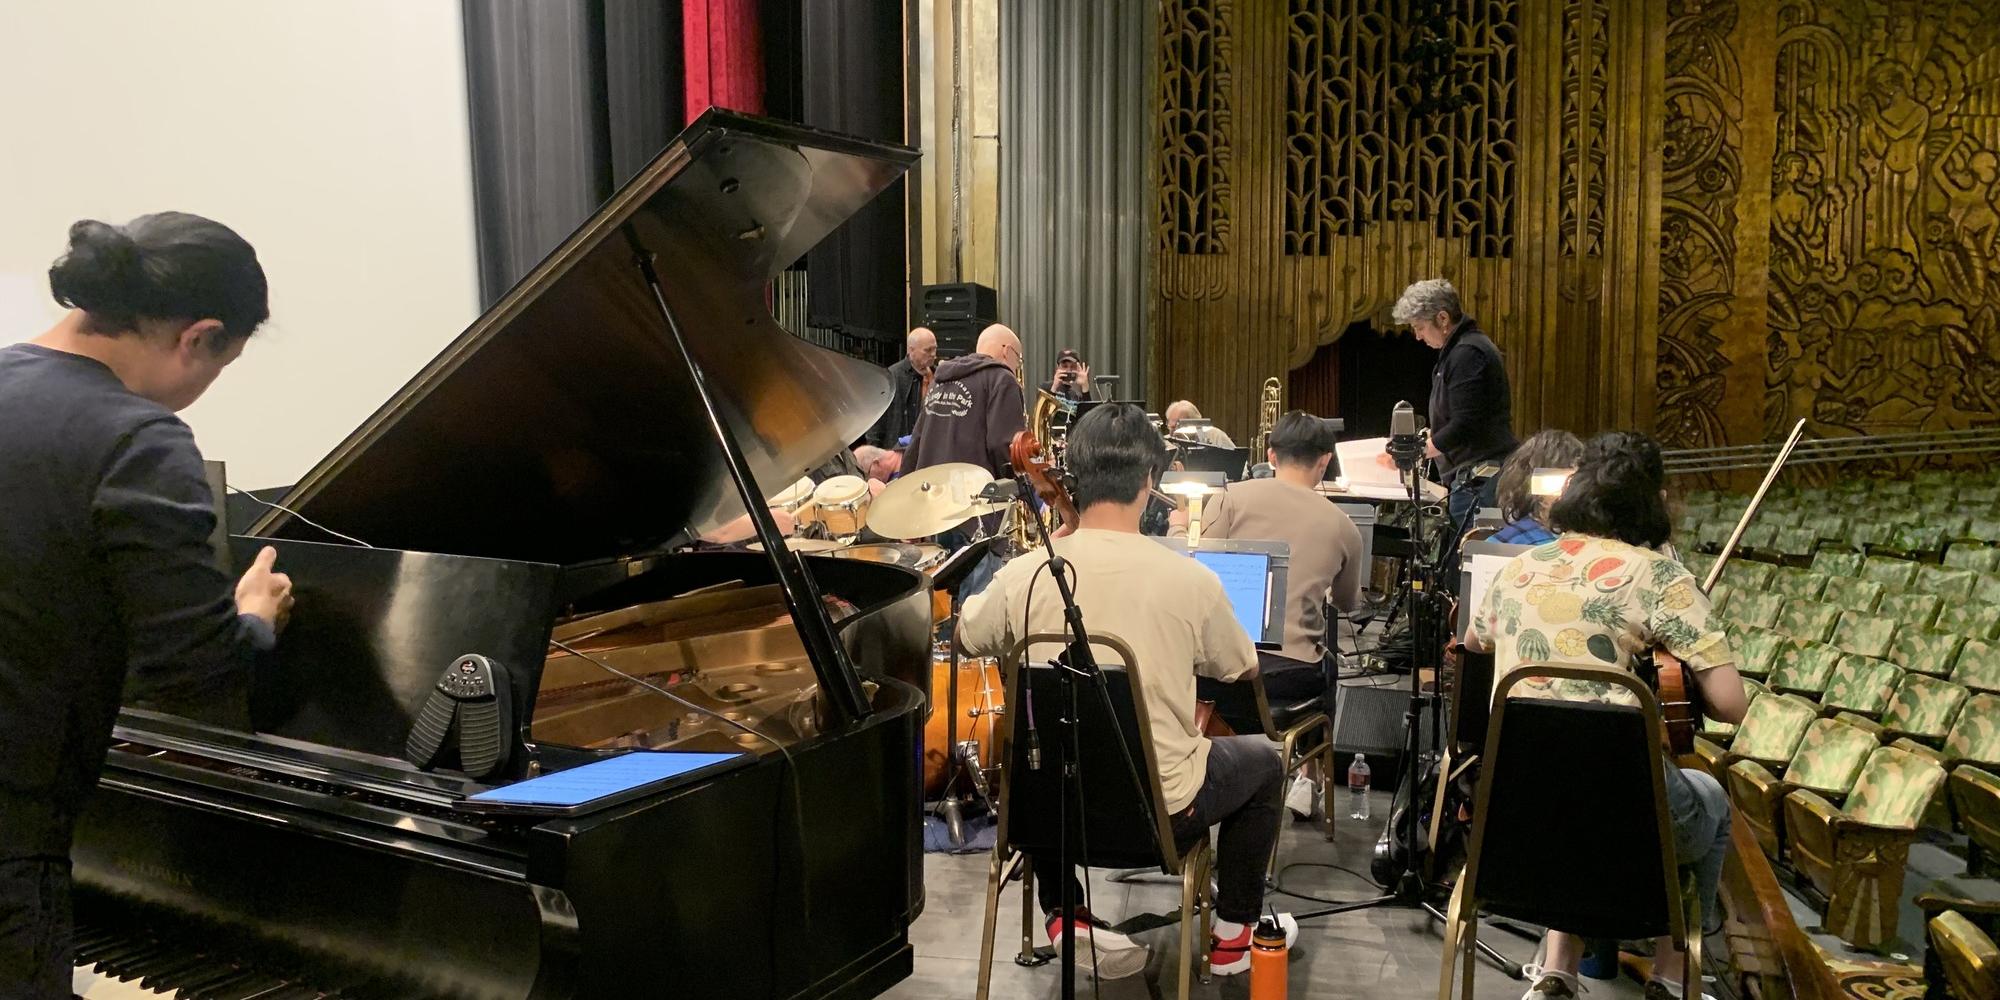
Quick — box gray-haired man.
[1391,278,1518,535]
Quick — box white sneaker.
[1285,773,1316,819]
[1045,913,1149,980]
[1519,965,1585,1000]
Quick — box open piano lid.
[250,110,916,565]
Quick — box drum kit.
[773,461,1010,547]
[758,462,1018,811]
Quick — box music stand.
[1176,444,1251,480]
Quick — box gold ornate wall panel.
[1654,0,1744,450]
[1758,0,2000,446]
[1160,0,1233,255]
[1151,0,1666,442]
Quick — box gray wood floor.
[884,789,1654,1000]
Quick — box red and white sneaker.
[1209,913,1299,975]
[1044,910,1149,980]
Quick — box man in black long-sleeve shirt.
[1393,278,1519,533]
[2,213,292,996]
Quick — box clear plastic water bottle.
[1347,754,1372,820]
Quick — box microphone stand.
[1288,431,1523,977]
[1010,486,1155,1000]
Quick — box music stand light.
[1161,471,1227,546]
[1530,467,1574,499]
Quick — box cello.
[1007,430,1080,533]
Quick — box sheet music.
[1335,437,1403,490]
[1463,553,1515,641]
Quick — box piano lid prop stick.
[628,246,871,724]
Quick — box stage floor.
[880,788,1649,1000]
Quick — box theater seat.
[1818,654,1902,719]
[1728,717,1876,859]
[1928,911,2000,1000]
[1830,612,1896,658]
[1695,690,1814,778]
[1784,745,1946,949]
[1769,640,1844,698]
[1842,673,1973,747]
[1888,624,1963,676]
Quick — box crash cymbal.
[867,463,1000,539]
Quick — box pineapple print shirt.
[1469,534,1735,706]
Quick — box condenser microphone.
[1386,401,1425,473]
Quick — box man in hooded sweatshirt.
[904,323,1026,595]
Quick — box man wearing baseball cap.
[1041,348,1094,402]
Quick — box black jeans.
[0,856,72,999]
[1032,736,1285,925]
[1197,652,1326,737]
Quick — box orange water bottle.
[1250,915,1288,1000]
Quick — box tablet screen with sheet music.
[1192,550,1275,644]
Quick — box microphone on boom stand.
[1283,399,1523,979]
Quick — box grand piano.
[68,111,932,999]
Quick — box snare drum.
[812,475,871,537]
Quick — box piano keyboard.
[72,915,429,999]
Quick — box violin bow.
[1699,418,1807,596]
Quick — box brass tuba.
[1249,377,1282,459]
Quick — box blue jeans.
[1665,765,1731,934]
[1446,469,1500,535]
[937,526,1001,600]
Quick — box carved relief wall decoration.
[1557,0,1608,264]
[1282,0,1517,258]
[1762,0,2000,446]
[1160,0,1233,255]
[1654,0,1741,451]
[1145,0,2000,453]
[1157,0,1599,442]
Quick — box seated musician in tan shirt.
[957,403,1295,980]
[1176,412,1365,741]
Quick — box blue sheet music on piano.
[468,751,744,807]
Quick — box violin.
[1007,431,1080,533]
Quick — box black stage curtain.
[799,0,908,345]
[461,0,683,305]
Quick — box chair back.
[995,632,1183,873]
[1462,664,1686,942]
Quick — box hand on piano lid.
[235,544,295,635]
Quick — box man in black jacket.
[867,327,937,448]
[1392,278,1519,533]
[904,324,1024,596]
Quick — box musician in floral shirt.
[1473,535,1732,706]
[1465,432,1748,1000]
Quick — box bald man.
[1165,400,1238,448]
[906,323,1024,481]
[903,324,1026,595]
[868,327,938,448]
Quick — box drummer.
[853,444,902,486]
